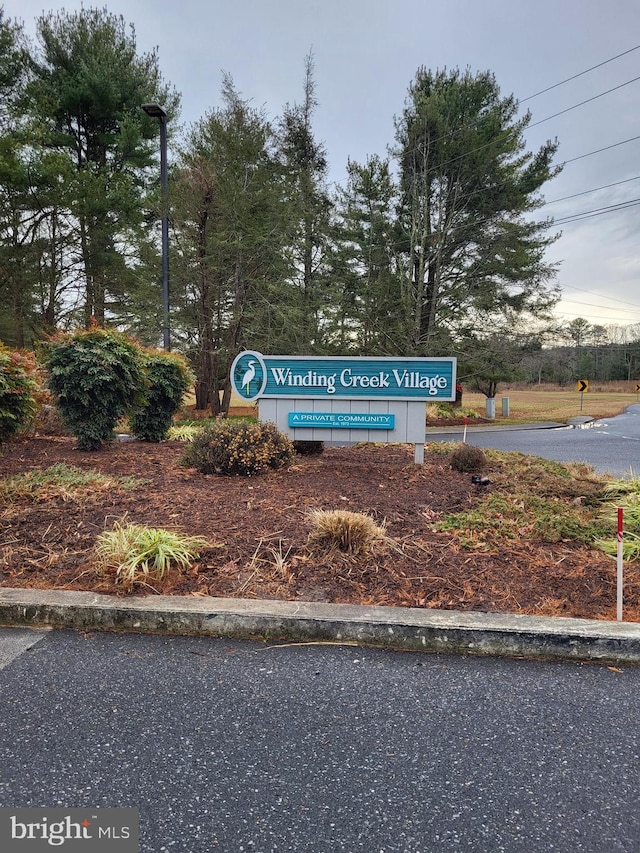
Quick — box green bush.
[450,443,487,473]
[0,345,38,443]
[130,352,193,442]
[182,419,294,475]
[42,328,146,450]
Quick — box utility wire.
[432,133,640,214]
[543,175,640,205]
[389,161,640,240]
[520,44,640,102]
[328,46,640,191]
[562,134,640,165]
[433,120,640,177]
[393,48,640,177]
[554,308,640,322]
[528,75,640,129]
[553,197,640,225]
[561,282,640,311]
[559,296,640,313]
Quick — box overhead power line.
[520,44,640,102]
[554,308,640,322]
[450,141,640,210]
[421,111,640,178]
[562,134,640,165]
[543,175,640,206]
[528,75,640,129]
[553,197,640,225]
[559,296,640,313]
[561,282,640,312]
[328,45,640,193]
[450,136,640,215]
[399,44,640,175]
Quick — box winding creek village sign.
[230,352,457,463]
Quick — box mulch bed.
[1,436,637,622]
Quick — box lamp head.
[141,103,167,119]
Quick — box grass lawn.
[459,384,639,424]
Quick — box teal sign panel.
[288,412,395,430]
[231,352,456,402]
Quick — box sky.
[4,0,640,333]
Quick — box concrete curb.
[1,588,639,663]
[425,421,566,436]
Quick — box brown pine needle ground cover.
[1,435,639,622]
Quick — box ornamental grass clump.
[0,463,144,503]
[95,520,209,589]
[595,479,640,562]
[166,424,204,442]
[182,420,294,476]
[307,509,386,555]
[449,443,487,473]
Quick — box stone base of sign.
[259,398,427,463]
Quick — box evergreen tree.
[0,9,37,347]
[393,67,561,355]
[172,77,292,413]
[278,53,332,353]
[329,156,402,353]
[23,7,178,329]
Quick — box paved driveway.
[1,629,639,852]
[431,405,640,476]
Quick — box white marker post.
[462,416,468,444]
[617,507,624,621]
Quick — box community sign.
[230,352,457,403]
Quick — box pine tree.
[278,53,332,353]
[393,67,561,355]
[172,77,292,413]
[329,156,402,353]
[23,7,178,329]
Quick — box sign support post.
[577,379,588,411]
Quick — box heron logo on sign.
[231,351,267,402]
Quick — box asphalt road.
[436,404,640,477]
[1,628,639,852]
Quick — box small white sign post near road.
[230,352,457,464]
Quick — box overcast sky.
[5,0,640,331]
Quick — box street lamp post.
[142,103,170,351]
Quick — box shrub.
[33,393,70,436]
[307,509,386,554]
[0,345,38,443]
[426,402,452,420]
[130,351,194,442]
[182,419,294,475]
[42,328,146,450]
[450,443,487,472]
[95,520,208,589]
